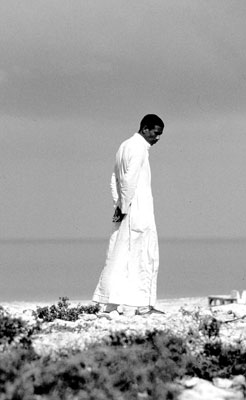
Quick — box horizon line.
[0,235,246,243]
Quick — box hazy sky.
[0,0,246,239]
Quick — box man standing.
[93,114,164,316]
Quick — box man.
[93,114,164,316]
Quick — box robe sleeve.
[120,146,145,214]
[110,168,119,208]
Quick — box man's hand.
[112,206,126,223]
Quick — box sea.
[0,237,246,302]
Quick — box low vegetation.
[33,296,100,322]
[0,299,245,399]
[0,306,38,349]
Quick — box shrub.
[199,316,221,339]
[187,339,246,380]
[0,330,186,399]
[0,306,37,348]
[33,297,100,322]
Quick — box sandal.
[136,307,165,316]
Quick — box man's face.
[143,125,163,146]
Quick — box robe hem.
[92,294,156,308]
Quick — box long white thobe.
[93,133,159,307]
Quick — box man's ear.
[142,126,149,134]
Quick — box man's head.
[138,114,164,146]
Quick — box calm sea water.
[0,238,246,302]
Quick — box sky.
[0,0,246,240]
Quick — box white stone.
[179,379,244,400]
[232,375,246,388]
[213,377,233,389]
[183,377,200,388]
[80,314,97,321]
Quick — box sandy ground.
[1,296,246,356]
[1,296,246,399]
[0,296,208,316]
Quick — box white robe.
[93,133,159,307]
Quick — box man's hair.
[139,114,164,132]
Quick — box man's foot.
[97,310,123,319]
[135,306,165,316]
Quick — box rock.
[53,319,76,328]
[182,377,200,388]
[213,377,233,389]
[96,312,115,320]
[80,314,97,321]
[179,379,244,400]
[232,375,246,389]
[213,304,246,319]
[23,308,35,315]
[137,391,148,399]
